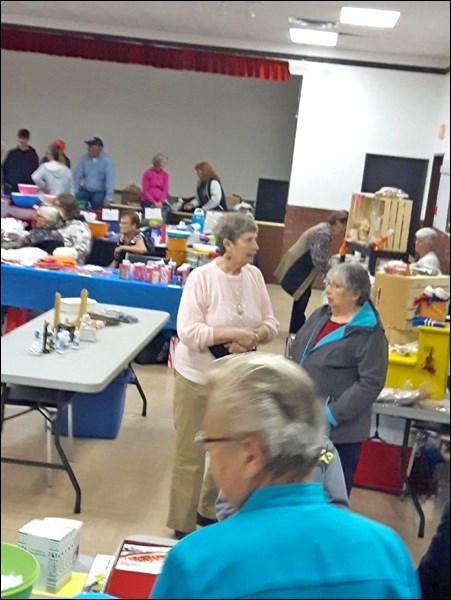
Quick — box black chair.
[34,239,65,254]
[125,252,168,264]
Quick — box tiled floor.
[1,285,448,565]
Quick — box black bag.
[134,333,170,365]
[208,344,231,359]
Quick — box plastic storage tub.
[1,542,41,599]
[10,193,39,208]
[61,370,133,438]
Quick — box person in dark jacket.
[291,262,388,494]
[23,205,64,252]
[275,210,348,334]
[418,500,450,599]
[178,161,227,212]
[1,128,39,194]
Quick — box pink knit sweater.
[175,259,279,384]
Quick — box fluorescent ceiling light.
[289,28,338,47]
[340,7,400,28]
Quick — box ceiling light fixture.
[246,2,257,19]
[289,18,338,47]
[219,1,231,17]
[340,7,400,28]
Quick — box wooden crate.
[373,272,450,332]
[346,192,412,252]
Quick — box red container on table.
[133,262,145,281]
[106,539,174,599]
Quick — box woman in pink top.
[141,152,169,207]
[167,212,279,539]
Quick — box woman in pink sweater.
[141,152,169,207]
[167,212,279,539]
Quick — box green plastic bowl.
[1,542,41,599]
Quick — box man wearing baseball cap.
[73,136,115,209]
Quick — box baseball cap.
[52,139,66,151]
[84,136,103,147]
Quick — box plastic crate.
[61,370,133,438]
[346,192,412,252]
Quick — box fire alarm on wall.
[438,124,446,139]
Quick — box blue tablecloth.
[1,264,182,330]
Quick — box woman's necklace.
[226,271,246,316]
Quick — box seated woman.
[410,227,442,274]
[54,194,92,263]
[23,205,64,252]
[174,161,228,212]
[141,153,171,224]
[110,209,153,268]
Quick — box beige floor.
[1,285,448,566]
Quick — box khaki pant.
[167,372,218,533]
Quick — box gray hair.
[206,352,326,480]
[415,227,437,244]
[213,212,258,254]
[36,205,60,226]
[152,153,168,168]
[326,262,371,305]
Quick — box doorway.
[424,154,445,227]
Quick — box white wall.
[288,62,448,221]
[0,50,300,200]
[432,73,450,233]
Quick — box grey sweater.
[291,301,388,444]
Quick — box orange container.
[416,300,447,321]
[87,221,109,239]
[167,234,189,253]
[166,249,187,266]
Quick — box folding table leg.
[128,364,148,417]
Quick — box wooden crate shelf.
[346,192,412,253]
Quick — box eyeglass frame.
[323,279,345,290]
[194,430,243,445]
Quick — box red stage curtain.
[1,27,289,82]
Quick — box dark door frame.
[423,154,444,227]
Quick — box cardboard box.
[373,272,450,332]
[83,554,116,594]
[106,539,175,599]
[17,518,83,592]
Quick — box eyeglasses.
[194,431,242,445]
[324,280,344,290]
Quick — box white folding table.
[1,304,169,513]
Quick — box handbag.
[208,344,231,359]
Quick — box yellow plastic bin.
[385,325,450,399]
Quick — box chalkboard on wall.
[254,178,289,224]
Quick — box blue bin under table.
[61,369,134,439]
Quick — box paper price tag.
[145,207,163,220]
[102,208,120,221]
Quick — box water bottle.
[191,208,205,233]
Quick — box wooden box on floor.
[372,272,450,344]
[346,192,412,252]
